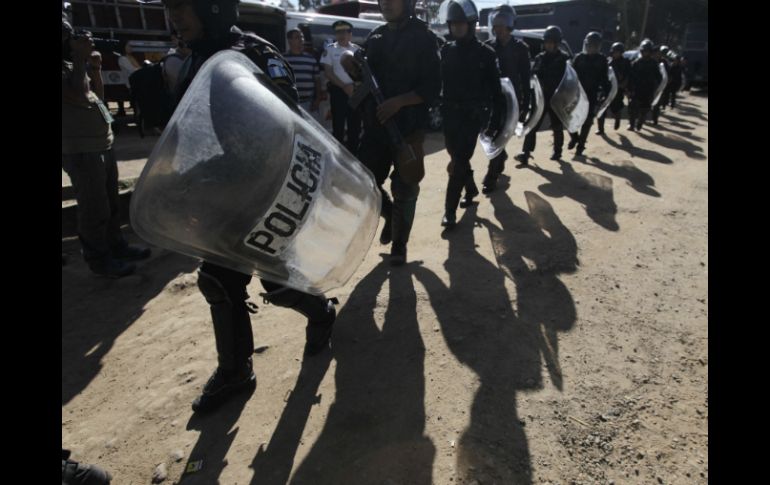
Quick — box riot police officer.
[147,0,337,414]
[666,54,684,108]
[515,25,570,164]
[651,44,670,124]
[628,39,662,131]
[567,31,610,157]
[480,3,530,194]
[342,0,441,265]
[439,0,504,229]
[597,41,631,134]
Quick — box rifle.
[347,50,420,181]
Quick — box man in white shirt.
[163,32,191,95]
[320,20,361,154]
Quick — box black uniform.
[175,26,337,413]
[522,49,571,158]
[598,55,631,131]
[569,51,610,151]
[652,57,670,123]
[441,36,503,220]
[482,35,530,188]
[628,55,662,130]
[356,17,441,261]
[666,61,683,108]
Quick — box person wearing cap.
[627,39,662,131]
[62,12,151,278]
[320,20,361,154]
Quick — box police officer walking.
[666,54,684,109]
[439,0,504,229]
[146,0,337,414]
[596,41,631,134]
[650,44,670,124]
[342,0,441,265]
[627,39,662,131]
[515,25,570,164]
[480,4,530,194]
[567,31,610,157]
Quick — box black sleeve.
[484,50,505,132]
[629,61,639,92]
[414,31,441,106]
[601,57,611,95]
[517,42,531,112]
[242,42,299,103]
[263,51,299,103]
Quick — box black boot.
[390,208,408,266]
[194,268,257,413]
[379,190,393,245]
[441,211,457,229]
[614,117,621,130]
[192,360,256,414]
[390,242,407,266]
[514,152,530,166]
[460,173,479,208]
[595,117,605,135]
[261,284,337,356]
[299,297,337,356]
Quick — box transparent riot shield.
[653,62,669,106]
[129,50,381,294]
[516,75,544,138]
[479,77,519,159]
[550,62,589,134]
[596,65,618,119]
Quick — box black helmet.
[378,0,417,19]
[543,25,562,43]
[583,31,602,51]
[489,4,516,30]
[660,45,670,55]
[143,0,239,39]
[611,42,625,53]
[446,0,479,24]
[639,39,654,53]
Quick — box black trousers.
[197,262,329,371]
[443,105,482,214]
[523,102,564,155]
[328,83,361,155]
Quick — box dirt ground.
[62,92,708,485]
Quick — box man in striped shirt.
[284,29,323,115]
